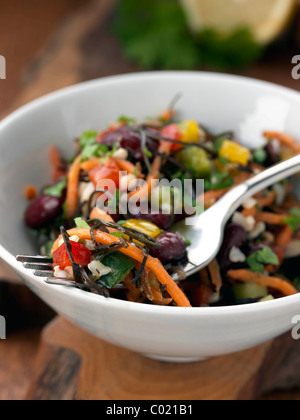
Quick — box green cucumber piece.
[233,282,268,301]
[97,252,135,289]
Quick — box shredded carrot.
[242,207,258,218]
[51,228,192,307]
[256,212,288,225]
[264,132,300,154]
[113,158,143,178]
[24,185,37,201]
[123,273,145,303]
[208,259,223,294]
[275,225,294,248]
[227,269,298,296]
[80,159,100,172]
[49,146,66,183]
[89,207,115,224]
[65,155,82,221]
[256,190,276,209]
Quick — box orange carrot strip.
[242,207,258,218]
[256,190,276,209]
[51,228,192,307]
[275,225,294,248]
[208,260,223,294]
[80,159,100,172]
[65,155,82,220]
[227,269,298,296]
[89,207,115,224]
[49,145,66,183]
[256,212,288,225]
[264,132,300,154]
[113,158,142,177]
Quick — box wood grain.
[24,317,300,401]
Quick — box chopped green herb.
[79,131,98,149]
[81,144,109,162]
[204,171,234,191]
[110,232,123,238]
[247,247,279,274]
[113,0,262,70]
[143,147,153,158]
[44,178,67,198]
[213,136,227,153]
[118,115,136,125]
[74,217,90,229]
[284,208,300,232]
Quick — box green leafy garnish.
[247,248,279,274]
[143,147,153,158]
[110,232,123,238]
[284,208,300,232]
[205,171,234,191]
[79,131,98,149]
[44,178,67,198]
[112,0,263,70]
[118,115,136,125]
[81,144,109,162]
[74,217,90,229]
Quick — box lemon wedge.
[180,0,297,44]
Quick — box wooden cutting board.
[25,316,300,400]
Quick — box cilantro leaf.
[284,208,300,232]
[247,248,279,274]
[44,178,67,198]
[112,0,263,70]
[79,131,98,149]
[81,144,109,162]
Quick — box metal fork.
[173,153,300,278]
[16,255,91,290]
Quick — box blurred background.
[1,0,300,400]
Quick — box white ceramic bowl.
[1,72,300,362]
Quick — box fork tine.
[17,255,53,264]
[33,270,55,278]
[23,262,53,271]
[45,278,88,290]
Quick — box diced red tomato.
[161,124,183,151]
[53,241,92,269]
[89,159,120,193]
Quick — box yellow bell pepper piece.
[178,120,200,143]
[122,219,161,245]
[219,140,251,167]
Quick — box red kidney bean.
[150,231,187,262]
[264,142,279,167]
[218,223,247,270]
[100,126,157,160]
[25,193,65,229]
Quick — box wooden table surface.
[1,0,300,400]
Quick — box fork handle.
[216,153,300,224]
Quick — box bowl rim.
[2,70,300,316]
